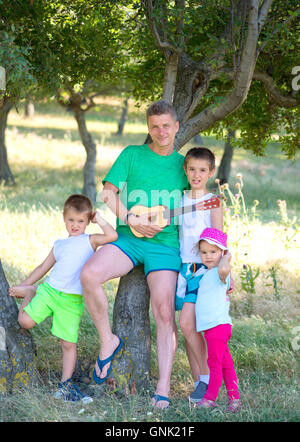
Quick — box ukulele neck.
[164,205,196,219]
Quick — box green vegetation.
[0,101,299,422]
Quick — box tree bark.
[116,97,129,136]
[73,104,97,204]
[162,51,180,103]
[0,260,36,394]
[0,98,15,185]
[217,129,235,184]
[111,266,151,393]
[24,99,35,118]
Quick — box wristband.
[124,212,135,224]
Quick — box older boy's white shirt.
[179,192,215,263]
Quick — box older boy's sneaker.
[189,381,208,403]
[53,378,93,404]
[227,399,242,413]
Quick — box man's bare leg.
[81,244,134,379]
[147,270,178,408]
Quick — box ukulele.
[128,196,220,238]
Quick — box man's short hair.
[63,194,93,220]
[146,100,178,121]
[184,147,216,171]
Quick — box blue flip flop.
[93,338,123,385]
[152,394,170,408]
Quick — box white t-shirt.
[179,192,215,263]
[46,233,94,295]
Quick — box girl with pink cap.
[195,227,241,412]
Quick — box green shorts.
[111,233,181,276]
[24,282,84,343]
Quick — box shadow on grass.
[8,122,148,147]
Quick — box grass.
[0,98,299,422]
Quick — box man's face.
[147,113,179,150]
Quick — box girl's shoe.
[195,398,216,409]
[53,378,93,404]
[227,399,242,413]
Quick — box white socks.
[195,375,210,389]
[200,374,210,385]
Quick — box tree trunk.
[0,260,36,394]
[24,99,35,118]
[111,266,151,393]
[0,99,15,185]
[217,129,235,184]
[163,52,180,103]
[116,97,129,136]
[73,105,97,204]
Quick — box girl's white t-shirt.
[46,233,94,295]
[179,192,215,263]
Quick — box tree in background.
[0,28,35,184]
[1,0,127,202]
[0,19,37,393]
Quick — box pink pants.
[203,324,239,402]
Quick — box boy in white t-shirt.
[175,147,223,403]
[9,194,118,403]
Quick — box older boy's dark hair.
[146,100,177,121]
[63,194,93,220]
[184,146,216,171]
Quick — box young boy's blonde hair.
[184,146,216,171]
[63,194,93,220]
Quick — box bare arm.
[211,206,235,291]
[101,181,163,238]
[211,204,223,230]
[18,249,56,286]
[218,251,231,284]
[89,210,118,249]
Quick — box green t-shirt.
[103,144,188,249]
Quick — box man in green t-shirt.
[81,100,188,408]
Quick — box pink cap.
[199,228,228,250]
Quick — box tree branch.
[253,70,300,107]
[145,0,179,53]
[258,8,300,54]
[217,67,300,108]
[175,0,264,149]
[258,0,274,33]
[144,0,186,103]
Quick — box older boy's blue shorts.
[110,233,181,277]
